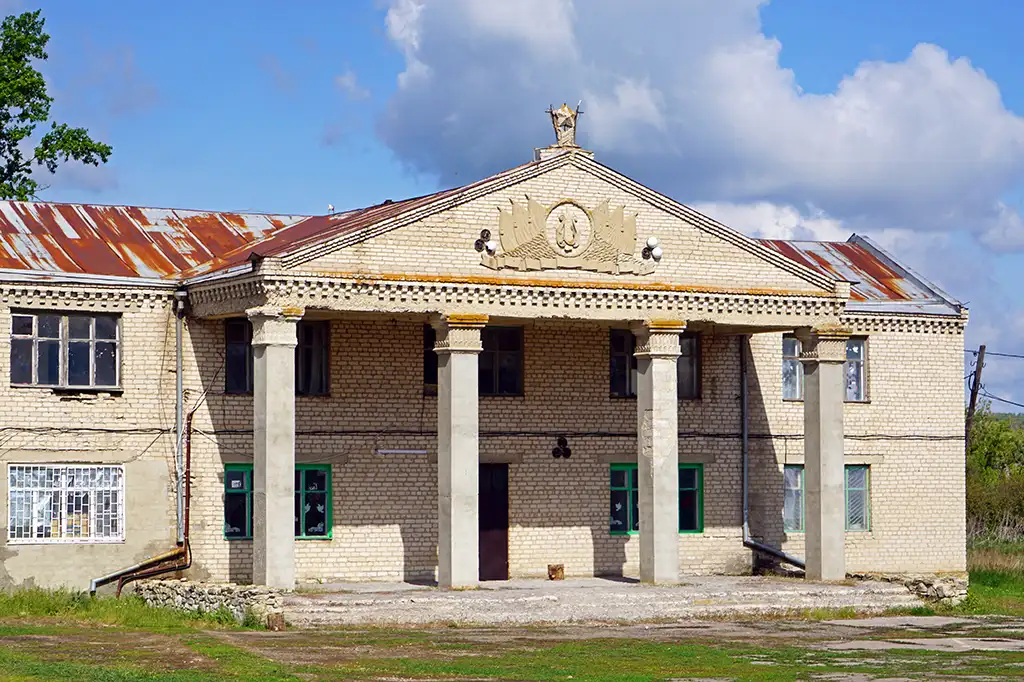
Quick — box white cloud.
[377,0,1024,248]
[334,68,369,100]
[377,0,1024,409]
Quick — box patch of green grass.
[0,589,253,631]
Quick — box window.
[480,327,523,396]
[8,464,124,543]
[781,335,867,402]
[845,339,866,402]
[678,465,704,532]
[678,334,701,400]
[223,464,332,539]
[224,319,330,396]
[845,465,870,531]
[608,330,701,399]
[781,464,871,532]
[296,321,329,396]
[10,313,119,389]
[224,319,253,394]
[223,465,252,539]
[295,466,331,538]
[609,463,703,534]
[423,324,438,396]
[609,329,637,398]
[782,335,802,400]
[782,465,804,532]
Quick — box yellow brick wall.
[179,316,964,582]
[297,163,829,296]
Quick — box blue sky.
[20,0,1024,407]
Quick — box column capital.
[432,314,488,354]
[247,306,303,347]
[631,319,687,358]
[797,323,853,365]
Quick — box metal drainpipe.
[739,334,805,570]
[173,290,187,545]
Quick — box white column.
[633,320,685,584]
[434,314,486,589]
[249,306,301,589]
[799,324,851,582]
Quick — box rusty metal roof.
[181,159,544,280]
[0,201,308,281]
[759,235,962,315]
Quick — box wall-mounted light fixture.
[551,436,571,459]
[642,236,663,262]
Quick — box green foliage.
[0,588,246,630]
[0,10,112,200]
[966,401,1024,540]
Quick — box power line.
[966,349,1024,360]
[979,389,1024,411]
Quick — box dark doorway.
[479,463,509,581]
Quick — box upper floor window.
[423,324,438,396]
[781,335,867,402]
[224,319,330,396]
[609,329,701,400]
[10,313,119,389]
[480,327,523,396]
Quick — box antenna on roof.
[327,204,335,214]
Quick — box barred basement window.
[7,464,124,543]
[10,313,120,389]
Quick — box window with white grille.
[7,465,125,543]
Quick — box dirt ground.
[3,614,1024,680]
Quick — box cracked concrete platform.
[284,576,923,627]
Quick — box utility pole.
[965,344,986,450]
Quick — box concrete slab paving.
[285,575,923,627]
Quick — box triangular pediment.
[249,152,839,297]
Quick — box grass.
[4,554,1024,680]
[0,588,254,631]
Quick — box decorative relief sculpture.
[480,197,656,274]
[547,102,582,148]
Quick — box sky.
[16,0,1024,409]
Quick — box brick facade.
[0,151,966,589]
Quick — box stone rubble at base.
[849,572,969,605]
[133,578,284,624]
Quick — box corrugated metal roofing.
[0,191,961,317]
[0,201,307,280]
[759,236,961,315]
[181,158,543,279]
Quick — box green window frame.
[223,464,332,540]
[845,465,870,532]
[609,463,703,535]
[782,464,871,533]
[783,465,804,532]
[223,464,252,539]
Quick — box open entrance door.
[478,463,509,581]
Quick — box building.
[0,108,967,592]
